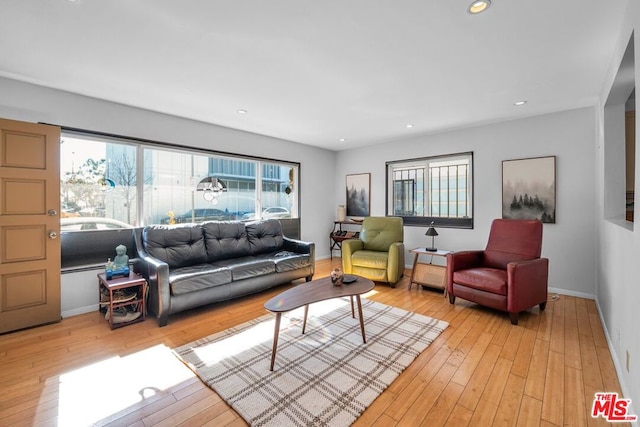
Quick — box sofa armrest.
[283,236,316,278]
[507,257,549,313]
[387,242,405,284]
[341,239,364,274]
[283,236,313,255]
[132,229,171,327]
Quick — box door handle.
[48,209,58,216]
[48,231,58,239]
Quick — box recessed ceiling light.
[237,109,247,114]
[468,0,491,14]
[339,138,346,142]
[405,124,414,128]
[514,100,527,106]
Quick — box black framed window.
[59,127,300,268]
[386,152,473,228]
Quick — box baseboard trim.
[547,286,595,300]
[594,298,635,417]
[62,304,98,318]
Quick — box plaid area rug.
[173,298,448,426]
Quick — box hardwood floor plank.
[564,296,583,371]
[442,404,473,427]
[524,338,550,400]
[541,350,565,426]
[493,373,525,427]
[516,395,543,427]
[511,327,537,378]
[498,324,524,361]
[456,343,502,411]
[468,399,498,426]
[564,366,587,427]
[383,377,427,421]
[480,356,512,406]
[579,331,604,389]
[450,332,493,386]
[595,345,624,393]
[0,258,626,426]
[420,381,465,427]
[399,362,458,425]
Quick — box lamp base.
[425,247,438,252]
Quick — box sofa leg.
[305,275,313,282]
[448,294,455,304]
[539,301,547,311]
[158,314,169,327]
[509,312,519,325]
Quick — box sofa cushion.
[143,224,207,268]
[211,256,276,281]
[169,264,232,295]
[246,219,284,255]
[202,221,251,262]
[453,268,507,295]
[271,250,311,273]
[351,250,389,269]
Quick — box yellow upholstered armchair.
[341,216,404,287]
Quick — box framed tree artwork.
[346,173,370,217]
[502,156,556,223]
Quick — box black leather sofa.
[133,219,315,326]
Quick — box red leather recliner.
[446,219,548,325]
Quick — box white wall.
[335,107,598,297]
[0,77,337,316]
[596,0,639,412]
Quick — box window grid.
[386,152,473,228]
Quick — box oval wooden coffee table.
[264,275,375,371]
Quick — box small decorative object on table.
[330,268,344,285]
[105,244,130,279]
[342,274,358,284]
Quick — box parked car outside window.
[261,207,290,219]
[241,207,290,220]
[162,208,235,224]
[61,217,133,231]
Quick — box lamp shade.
[425,227,438,237]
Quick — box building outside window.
[386,152,473,228]
[60,132,299,231]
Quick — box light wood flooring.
[0,258,629,426]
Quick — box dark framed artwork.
[346,173,370,217]
[502,156,556,223]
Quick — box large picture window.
[386,152,473,228]
[59,129,300,268]
[60,132,299,231]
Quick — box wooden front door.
[0,118,61,334]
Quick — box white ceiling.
[0,0,630,151]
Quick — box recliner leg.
[509,312,519,325]
[539,301,547,311]
[448,294,455,304]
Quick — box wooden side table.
[98,272,147,329]
[408,248,451,295]
[329,220,362,259]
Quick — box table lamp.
[425,222,438,252]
